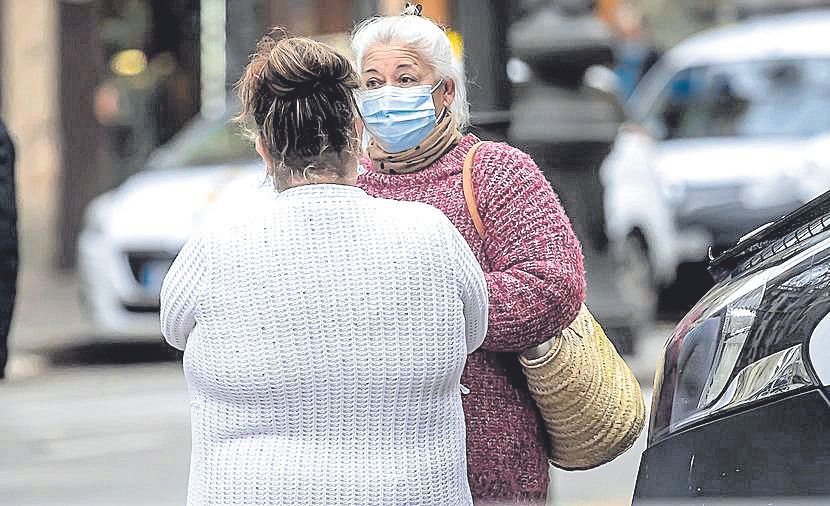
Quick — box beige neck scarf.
[367,112,463,174]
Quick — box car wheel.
[607,325,636,356]
[616,234,658,332]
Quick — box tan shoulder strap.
[463,141,488,240]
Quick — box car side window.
[643,67,696,140]
[643,64,767,140]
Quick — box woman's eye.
[399,76,417,85]
[365,79,382,89]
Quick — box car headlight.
[649,233,830,445]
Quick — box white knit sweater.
[160,183,488,506]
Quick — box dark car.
[633,190,830,505]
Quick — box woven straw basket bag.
[463,141,646,470]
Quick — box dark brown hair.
[237,28,359,183]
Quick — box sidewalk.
[6,264,93,380]
[10,266,92,352]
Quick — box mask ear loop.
[431,78,448,124]
[430,78,445,94]
[351,90,372,152]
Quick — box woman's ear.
[441,79,456,111]
[353,116,371,154]
[355,117,365,142]
[255,136,272,168]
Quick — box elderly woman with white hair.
[353,6,587,504]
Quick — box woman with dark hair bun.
[160,29,488,505]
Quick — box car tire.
[607,325,636,356]
[614,234,658,353]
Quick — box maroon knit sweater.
[358,134,586,503]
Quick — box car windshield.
[146,113,257,169]
[653,58,830,140]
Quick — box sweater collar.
[277,183,368,200]
[360,133,481,185]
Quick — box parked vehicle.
[602,9,830,302]
[634,189,830,503]
[78,110,263,338]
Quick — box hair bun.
[255,34,356,99]
[236,27,360,171]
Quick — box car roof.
[628,10,830,118]
[664,9,830,70]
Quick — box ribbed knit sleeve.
[475,144,586,352]
[160,228,206,350]
[442,217,488,354]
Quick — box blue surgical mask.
[356,81,444,153]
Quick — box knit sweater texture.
[359,134,587,503]
[160,184,489,505]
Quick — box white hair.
[351,15,470,130]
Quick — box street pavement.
[0,322,672,506]
[0,363,190,506]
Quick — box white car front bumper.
[78,228,180,340]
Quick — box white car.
[78,111,266,338]
[602,9,830,293]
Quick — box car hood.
[710,188,830,281]
[656,138,806,184]
[655,135,830,206]
[92,164,264,247]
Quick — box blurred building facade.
[0,0,456,274]
[0,1,61,275]
[1,0,202,271]
[632,0,830,50]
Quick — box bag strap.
[463,141,488,240]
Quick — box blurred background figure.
[609,2,653,99]
[0,118,18,380]
[92,0,200,199]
